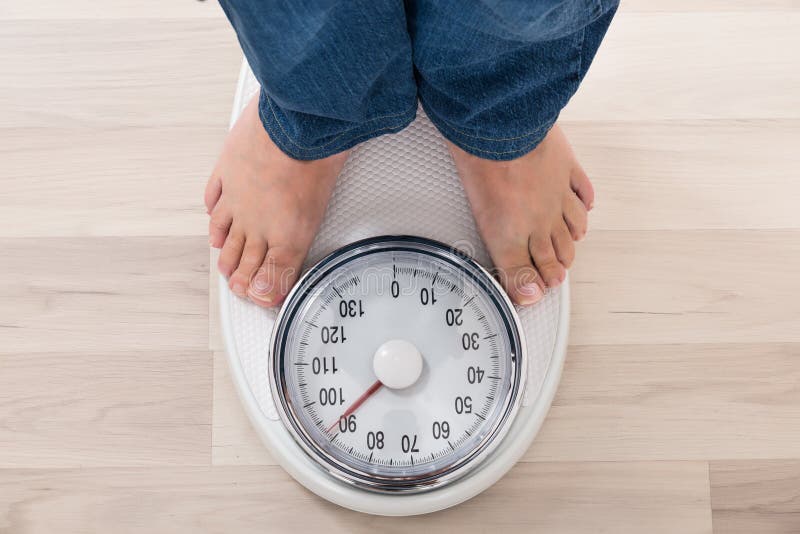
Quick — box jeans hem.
[259,91,418,161]
[419,98,558,161]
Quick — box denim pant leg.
[218,0,418,160]
[407,0,619,161]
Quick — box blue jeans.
[218,0,618,161]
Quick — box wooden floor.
[2,2,799,532]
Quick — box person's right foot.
[205,94,348,307]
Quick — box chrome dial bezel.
[268,236,526,493]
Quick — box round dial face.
[270,236,525,493]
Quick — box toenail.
[250,274,272,295]
[231,283,246,297]
[548,277,562,288]
[247,287,273,305]
[519,283,543,303]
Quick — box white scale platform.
[219,60,569,516]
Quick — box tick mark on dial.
[332,287,342,298]
[368,451,373,463]
[483,333,497,339]
[303,401,316,408]
[463,295,476,306]
[448,441,455,451]
[305,320,318,328]
[294,362,309,366]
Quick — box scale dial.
[270,236,525,493]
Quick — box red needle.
[326,379,383,433]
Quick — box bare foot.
[448,124,593,305]
[205,94,348,307]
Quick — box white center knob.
[372,339,423,390]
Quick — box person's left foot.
[448,124,593,305]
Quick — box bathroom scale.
[218,59,569,516]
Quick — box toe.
[248,244,306,307]
[217,226,245,278]
[570,164,595,211]
[563,193,588,241]
[229,237,267,298]
[490,247,545,306]
[529,231,566,288]
[208,204,232,249]
[204,173,222,214]
[552,221,575,269]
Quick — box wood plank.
[527,343,800,462]
[0,19,240,129]
[621,1,800,12]
[2,0,795,20]
[569,230,800,346]
[2,126,224,237]
[0,462,712,533]
[0,1,226,20]
[209,249,223,351]
[0,351,211,468]
[710,460,800,534]
[0,237,209,352]
[212,351,274,465]
[3,0,795,20]
[564,13,800,121]
[565,120,800,230]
